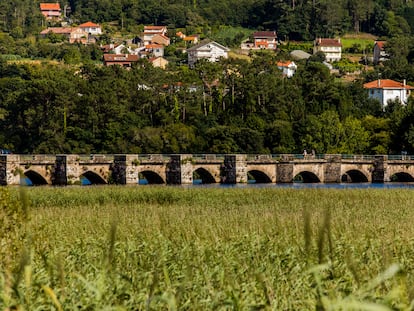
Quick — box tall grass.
[1,186,414,310]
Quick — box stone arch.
[193,167,216,184]
[293,171,320,183]
[390,172,414,182]
[341,170,369,183]
[140,170,165,184]
[23,170,48,186]
[248,170,272,183]
[81,171,107,185]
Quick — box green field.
[1,186,414,310]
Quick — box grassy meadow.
[1,186,414,310]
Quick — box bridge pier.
[53,155,81,185]
[0,155,20,185]
[111,155,140,184]
[324,155,342,183]
[220,155,247,184]
[371,156,385,183]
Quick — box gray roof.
[290,50,311,60]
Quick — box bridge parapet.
[20,154,56,164]
[78,154,114,164]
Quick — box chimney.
[378,79,381,87]
[404,79,406,86]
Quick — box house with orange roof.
[145,43,165,57]
[373,41,388,64]
[363,79,413,107]
[277,60,297,78]
[313,38,342,62]
[151,34,170,46]
[40,3,61,20]
[176,31,185,39]
[253,31,277,49]
[79,21,102,35]
[103,54,139,68]
[183,35,199,45]
[143,25,168,45]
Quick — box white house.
[253,31,277,49]
[186,40,230,67]
[143,25,168,45]
[363,79,413,107]
[277,61,297,78]
[313,38,342,62]
[79,21,102,35]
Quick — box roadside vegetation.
[1,186,414,309]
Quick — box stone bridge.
[0,153,413,185]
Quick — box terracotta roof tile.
[40,3,61,10]
[375,41,386,50]
[103,54,139,62]
[363,79,413,89]
[315,38,342,47]
[79,21,100,28]
[253,31,277,38]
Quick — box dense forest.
[1,0,414,155]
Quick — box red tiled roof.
[277,61,293,67]
[315,38,342,47]
[184,36,197,41]
[144,25,166,30]
[79,21,100,28]
[375,41,386,50]
[363,79,413,89]
[253,31,277,38]
[103,54,139,62]
[146,44,163,49]
[40,3,61,10]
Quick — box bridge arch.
[341,170,369,183]
[390,172,414,182]
[81,171,107,185]
[23,170,48,186]
[193,167,216,184]
[139,170,165,184]
[248,170,272,183]
[293,171,320,183]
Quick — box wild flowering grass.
[1,186,414,310]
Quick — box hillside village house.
[151,34,170,46]
[40,3,61,20]
[149,56,169,69]
[373,41,388,64]
[241,31,277,50]
[187,40,230,67]
[143,26,168,45]
[253,31,277,49]
[313,38,342,62]
[40,27,89,43]
[145,44,165,57]
[277,61,297,78]
[79,21,102,35]
[363,79,413,107]
[103,54,139,67]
